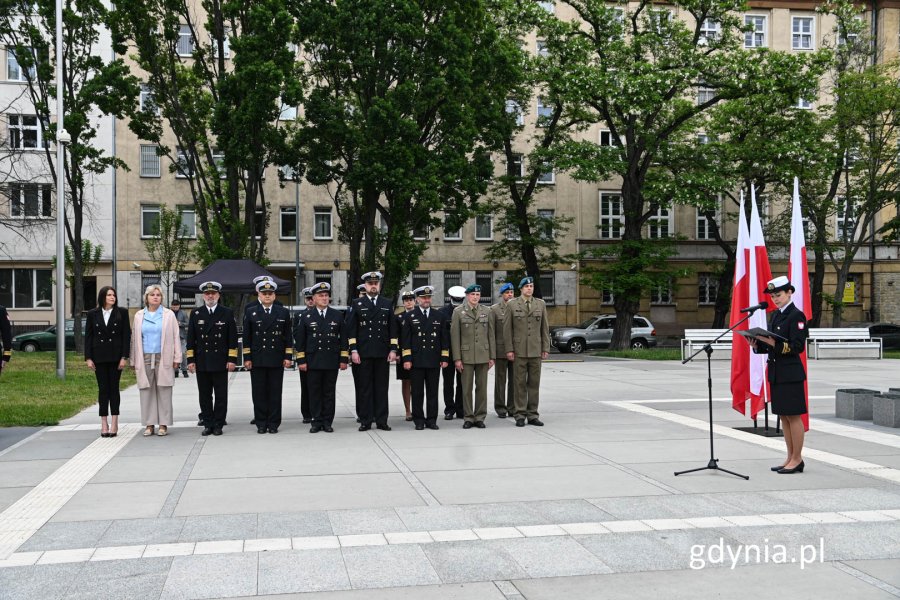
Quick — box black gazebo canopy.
[173,260,292,296]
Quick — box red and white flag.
[731,187,773,418]
[789,177,812,431]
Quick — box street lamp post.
[55,0,69,379]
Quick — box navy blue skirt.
[771,382,807,416]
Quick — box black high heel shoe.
[770,464,786,472]
[777,460,804,474]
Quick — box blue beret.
[519,276,534,289]
[499,283,514,294]
[465,284,481,294]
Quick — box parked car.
[551,315,657,354]
[869,323,900,350]
[12,319,81,352]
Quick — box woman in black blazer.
[85,286,131,437]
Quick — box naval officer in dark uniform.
[749,276,809,474]
[346,271,398,431]
[243,277,293,433]
[293,287,315,424]
[295,282,349,432]
[187,281,238,436]
[402,285,450,430]
[0,303,11,375]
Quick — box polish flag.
[731,188,773,418]
[789,178,812,431]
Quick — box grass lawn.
[591,347,682,360]
[885,350,900,359]
[0,352,136,427]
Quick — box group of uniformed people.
[180,271,551,434]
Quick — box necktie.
[424,309,429,319]
[265,307,270,315]
[320,310,326,319]
[526,300,531,311]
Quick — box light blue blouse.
[141,307,164,354]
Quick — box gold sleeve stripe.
[390,338,399,345]
[348,338,357,345]
[285,347,294,353]
[340,351,349,357]
[243,348,251,354]
[228,349,238,357]
[441,350,450,357]
[402,349,411,356]
[296,352,306,359]
[782,342,790,355]
[186,350,195,358]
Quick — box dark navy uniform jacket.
[84,307,131,364]
[753,302,809,384]
[401,306,450,369]
[346,296,398,358]
[187,305,238,371]
[294,307,349,369]
[243,303,293,367]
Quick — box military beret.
[499,282,514,294]
[199,281,222,293]
[465,284,481,294]
[519,276,534,289]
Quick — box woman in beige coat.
[132,284,182,436]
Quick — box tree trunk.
[831,265,851,327]
[810,246,826,327]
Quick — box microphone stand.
[675,309,759,480]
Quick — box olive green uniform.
[490,300,514,416]
[502,296,550,419]
[450,303,496,423]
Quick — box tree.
[544,0,827,348]
[286,0,520,300]
[110,0,302,265]
[144,205,193,303]
[0,0,144,351]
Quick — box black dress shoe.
[359,424,371,431]
[302,418,311,424]
[528,419,544,427]
[463,421,474,429]
[777,461,804,474]
[497,413,507,419]
[109,432,117,438]
[202,427,214,436]
[474,421,486,429]
[426,423,439,430]
[183,372,189,378]
[415,423,425,430]
[376,423,392,431]
[257,427,267,434]
[515,418,525,427]
[356,418,360,423]
[268,427,278,434]
[770,465,787,472]
[174,371,179,378]
[310,425,322,433]
[324,426,334,433]
[223,421,228,426]
[251,419,257,425]
[212,428,223,436]
[197,419,204,426]
[444,414,454,420]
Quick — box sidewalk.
[1,357,899,599]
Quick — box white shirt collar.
[207,304,217,313]
[779,300,794,313]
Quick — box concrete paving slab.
[492,536,612,577]
[178,513,259,543]
[0,434,96,462]
[117,435,199,458]
[393,506,478,532]
[50,481,175,522]
[0,486,30,513]
[160,552,259,600]
[589,493,741,520]
[764,487,900,512]
[174,474,424,516]
[328,509,408,536]
[573,530,739,573]
[63,556,173,600]
[231,581,508,599]
[91,455,189,483]
[341,544,440,589]
[18,520,112,552]
[394,442,598,471]
[97,517,186,547]
[257,511,334,539]
[0,459,66,488]
[577,437,783,464]
[846,558,900,588]
[0,562,83,600]
[415,464,670,504]
[523,499,617,524]
[420,539,528,583]
[257,549,350,595]
[380,427,553,449]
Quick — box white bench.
[681,329,732,361]
[807,328,882,359]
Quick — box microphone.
[740,301,768,313]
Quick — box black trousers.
[197,370,229,428]
[299,368,310,420]
[411,367,441,426]
[95,361,122,417]
[442,363,463,417]
[251,366,284,428]
[309,369,339,426]
[351,362,361,417]
[356,357,390,425]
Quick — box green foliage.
[144,205,193,303]
[578,238,690,300]
[52,240,103,288]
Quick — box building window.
[792,16,814,50]
[279,103,297,121]
[506,99,524,126]
[537,209,554,239]
[758,195,770,228]
[537,1,554,13]
[599,192,623,239]
[253,207,264,240]
[412,221,430,241]
[651,279,672,305]
[797,97,813,110]
[536,39,549,57]
[8,115,46,149]
[649,9,672,34]
[177,24,195,56]
[140,145,161,177]
[475,215,493,240]
[280,206,297,239]
[141,205,160,238]
[212,148,226,178]
[444,271,461,303]
[476,271,493,304]
[599,129,620,147]
[314,207,332,240]
[412,271,429,292]
[211,26,231,58]
[139,84,159,115]
[6,47,35,81]
[536,97,553,127]
[537,164,555,185]
[697,86,715,105]
[506,221,521,241]
[699,18,719,45]
[698,273,718,305]
[648,208,671,238]
[507,153,523,179]
[279,165,298,180]
[313,270,332,288]
[178,206,196,238]
[9,184,51,218]
[443,214,462,241]
[745,15,767,48]
[174,271,197,308]
[174,148,192,178]
[0,268,52,309]
[696,199,721,240]
[836,196,857,241]
[539,272,555,304]
[844,273,862,304]
[601,287,614,305]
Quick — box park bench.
[681,329,732,362]
[807,328,882,359]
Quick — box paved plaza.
[1,356,899,599]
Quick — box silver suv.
[551,315,657,354]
